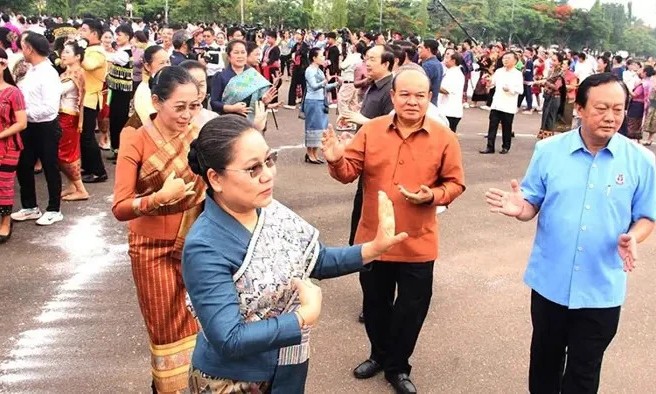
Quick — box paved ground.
[1,91,656,394]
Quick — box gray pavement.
[1,96,656,394]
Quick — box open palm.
[321,125,346,162]
[485,179,525,217]
[374,191,408,252]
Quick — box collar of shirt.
[27,58,53,73]
[386,114,431,137]
[202,192,259,237]
[568,128,620,157]
[373,73,393,90]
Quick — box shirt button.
[577,246,583,252]
[574,265,580,271]
[592,164,597,168]
[393,181,398,185]
[399,160,404,165]
[585,204,591,210]
[581,225,587,231]
[588,184,594,189]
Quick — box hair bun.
[187,139,203,175]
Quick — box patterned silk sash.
[135,123,206,257]
[233,200,320,366]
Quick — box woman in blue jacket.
[182,115,407,393]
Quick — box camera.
[337,28,351,43]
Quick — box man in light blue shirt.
[485,73,656,393]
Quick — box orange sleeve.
[111,127,159,221]
[327,126,366,184]
[430,132,466,206]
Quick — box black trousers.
[529,290,620,394]
[288,66,306,106]
[109,89,132,151]
[81,106,107,177]
[16,120,62,212]
[280,54,292,76]
[348,177,364,245]
[446,116,461,132]
[361,261,434,375]
[486,109,514,151]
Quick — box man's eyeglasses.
[220,151,278,178]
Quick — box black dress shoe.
[386,373,417,394]
[353,359,383,379]
[499,148,510,154]
[0,220,13,244]
[479,149,494,154]
[82,173,108,183]
[358,311,365,323]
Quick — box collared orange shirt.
[328,114,465,262]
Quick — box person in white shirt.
[480,51,524,154]
[438,49,465,132]
[11,32,64,226]
[622,59,640,92]
[574,52,594,82]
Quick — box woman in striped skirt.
[0,48,26,243]
[112,66,205,393]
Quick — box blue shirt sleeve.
[182,238,302,360]
[310,244,363,280]
[210,71,227,113]
[631,152,656,223]
[521,143,546,208]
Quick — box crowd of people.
[1,11,656,394]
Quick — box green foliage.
[7,0,656,56]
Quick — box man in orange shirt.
[323,68,465,393]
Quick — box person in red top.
[323,68,465,394]
[0,48,27,242]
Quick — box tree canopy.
[6,0,656,55]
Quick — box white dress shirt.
[438,65,465,118]
[490,67,524,115]
[19,59,62,123]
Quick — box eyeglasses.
[220,150,278,178]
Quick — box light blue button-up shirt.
[521,129,656,309]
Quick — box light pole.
[379,0,383,31]
[165,0,169,24]
[126,2,133,18]
[240,0,245,25]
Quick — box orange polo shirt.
[328,114,466,262]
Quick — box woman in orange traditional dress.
[58,40,89,201]
[112,66,205,393]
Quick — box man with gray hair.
[170,30,191,66]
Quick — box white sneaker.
[328,103,337,109]
[462,103,470,109]
[436,206,448,215]
[36,211,63,226]
[480,105,491,111]
[11,208,42,222]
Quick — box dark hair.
[0,27,11,50]
[553,52,564,64]
[0,48,15,86]
[115,23,134,40]
[203,27,214,35]
[134,30,148,44]
[23,32,50,57]
[308,47,322,62]
[188,115,257,187]
[644,65,655,78]
[246,41,259,56]
[144,45,165,66]
[265,30,277,39]
[83,18,104,39]
[227,39,246,56]
[390,44,406,66]
[172,30,189,50]
[179,59,207,73]
[597,56,611,72]
[63,40,86,63]
[578,52,586,61]
[613,55,623,64]
[422,39,439,56]
[227,26,243,38]
[463,38,472,47]
[450,51,463,66]
[503,51,518,62]
[326,32,337,40]
[1,15,9,23]
[149,66,198,101]
[575,72,626,108]
[380,45,395,72]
